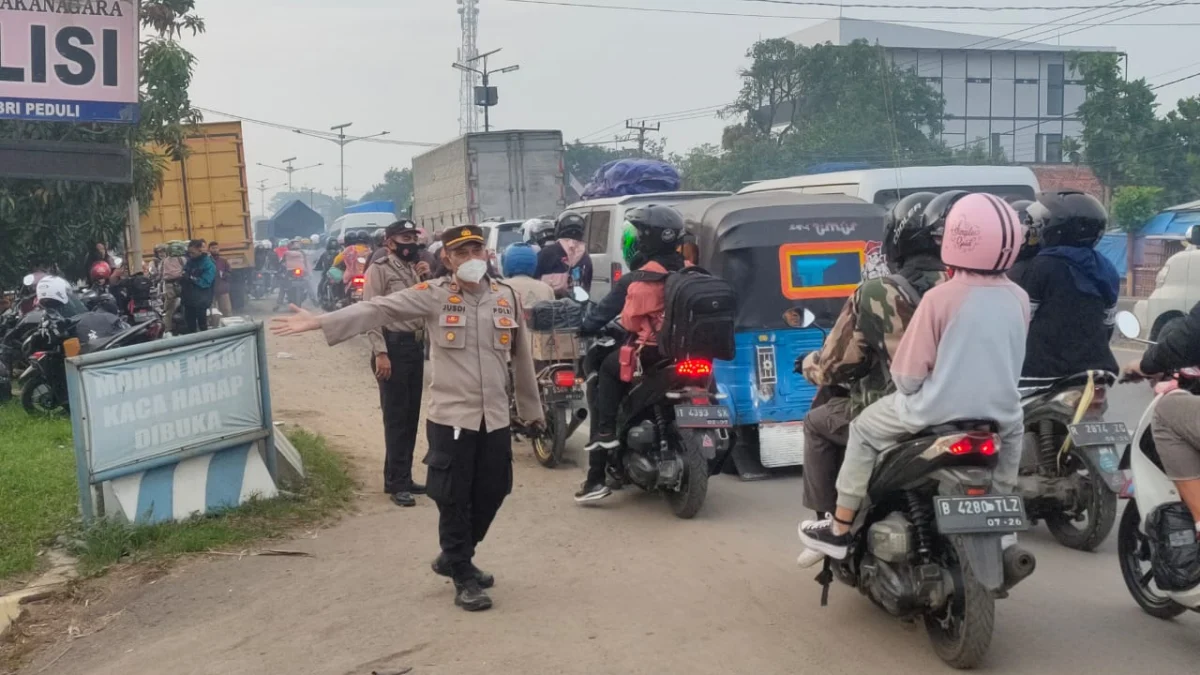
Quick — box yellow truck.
[138,121,254,307]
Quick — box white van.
[1134,227,1200,339]
[328,212,395,243]
[566,191,730,298]
[738,165,1040,207]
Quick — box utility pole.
[257,157,322,192]
[625,120,661,157]
[294,123,389,210]
[453,48,519,133]
[256,179,286,218]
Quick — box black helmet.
[922,190,971,242]
[373,228,386,248]
[626,204,684,235]
[1027,190,1108,248]
[346,231,364,246]
[883,191,940,267]
[555,210,586,240]
[326,237,341,252]
[1009,200,1038,261]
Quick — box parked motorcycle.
[1016,370,1124,551]
[1113,311,1200,618]
[523,288,590,468]
[19,304,163,415]
[581,326,731,519]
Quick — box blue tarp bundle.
[343,201,396,215]
[581,159,681,200]
[1140,209,1200,237]
[1096,233,1129,278]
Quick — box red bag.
[619,345,637,383]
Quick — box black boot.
[454,578,493,612]
[432,554,494,589]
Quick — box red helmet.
[89,261,113,283]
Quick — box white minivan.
[328,212,395,243]
[1134,226,1200,339]
[738,165,1040,207]
[565,191,730,298]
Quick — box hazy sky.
[177,0,1200,216]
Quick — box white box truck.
[411,130,566,234]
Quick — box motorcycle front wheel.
[532,406,569,469]
[1045,448,1118,552]
[665,446,709,519]
[1117,501,1188,619]
[21,375,63,416]
[924,536,995,669]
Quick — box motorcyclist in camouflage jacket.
[797,191,953,525]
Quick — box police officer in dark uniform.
[364,220,432,506]
[272,225,543,612]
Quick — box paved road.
[22,343,1199,675]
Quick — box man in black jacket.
[1124,303,1200,538]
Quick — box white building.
[785,18,1118,164]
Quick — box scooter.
[1113,311,1200,618]
[521,288,591,469]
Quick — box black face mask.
[393,242,421,262]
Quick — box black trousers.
[595,345,662,436]
[425,421,513,580]
[182,303,209,334]
[801,396,852,515]
[375,336,424,493]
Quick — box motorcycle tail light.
[691,397,708,405]
[553,370,576,388]
[948,432,997,456]
[32,351,46,360]
[352,276,366,286]
[293,268,303,277]
[611,262,623,283]
[676,359,713,377]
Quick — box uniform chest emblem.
[499,333,511,345]
[445,315,461,325]
[499,317,513,327]
[414,282,429,291]
[498,298,510,308]
[445,331,457,342]
[448,295,463,304]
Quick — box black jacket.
[1014,252,1119,387]
[580,253,683,336]
[1141,301,1200,375]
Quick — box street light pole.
[294,123,390,213]
[258,157,322,192]
[453,48,519,134]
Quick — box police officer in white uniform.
[272,225,543,612]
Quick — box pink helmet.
[940,193,1024,272]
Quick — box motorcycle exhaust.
[1002,545,1037,590]
[565,408,588,438]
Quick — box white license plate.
[674,405,732,428]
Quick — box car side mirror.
[1115,311,1141,339]
[801,308,816,328]
[1188,225,1200,247]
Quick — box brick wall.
[1028,164,1106,200]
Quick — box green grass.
[0,400,353,580]
[0,402,78,579]
[75,429,354,575]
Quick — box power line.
[195,107,440,148]
[733,0,1197,10]
[1151,70,1200,89]
[504,0,1200,24]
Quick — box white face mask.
[456,258,488,284]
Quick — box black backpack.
[1147,502,1200,592]
[656,266,737,361]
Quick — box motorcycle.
[1113,311,1200,618]
[283,268,309,307]
[521,288,590,469]
[20,304,163,415]
[250,268,277,300]
[581,324,731,519]
[1016,370,1124,551]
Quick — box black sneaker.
[409,483,427,496]
[585,432,619,453]
[454,579,493,612]
[574,480,612,504]
[797,518,851,560]
[432,555,494,589]
[390,491,416,507]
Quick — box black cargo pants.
[802,396,852,516]
[424,421,514,581]
[375,331,424,494]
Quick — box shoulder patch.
[414,282,430,291]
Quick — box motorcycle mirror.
[571,287,590,303]
[113,256,123,268]
[22,274,34,287]
[1115,311,1141,339]
[801,308,817,329]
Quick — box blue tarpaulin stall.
[1096,233,1129,277]
[343,201,396,215]
[1140,209,1200,237]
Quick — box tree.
[1061,137,1083,166]
[1071,52,1159,200]
[0,1,205,288]
[1111,185,1165,295]
[360,168,413,213]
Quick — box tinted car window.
[585,211,611,254]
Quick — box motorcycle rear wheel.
[1117,501,1188,619]
[666,447,709,519]
[21,375,62,416]
[1045,449,1118,552]
[924,536,995,669]
[532,407,569,469]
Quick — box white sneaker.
[796,548,826,568]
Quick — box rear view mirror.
[22,274,34,287]
[801,308,816,328]
[1115,311,1141,339]
[572,287,590,303]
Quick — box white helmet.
[36,276,70,307]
